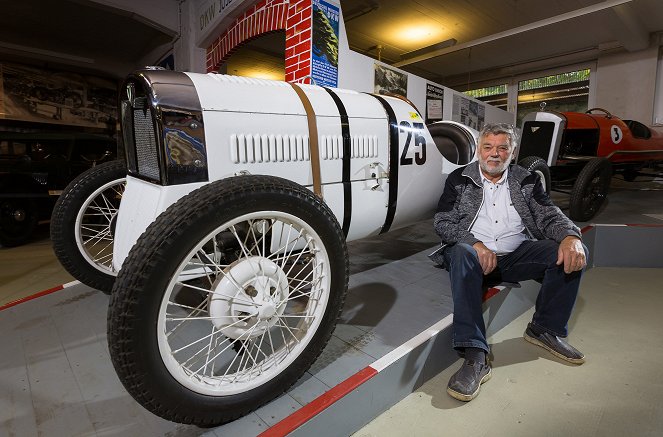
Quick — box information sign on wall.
[426,83,444,124]
[311,0,339,87]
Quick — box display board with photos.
[452,94,485,131]
[0,62,117,129]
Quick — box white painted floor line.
[371,314,453,372]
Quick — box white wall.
[653,44,663,126]
[596,42,659,126]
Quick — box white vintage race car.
[52,68,478,426]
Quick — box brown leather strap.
[289,82,323,198]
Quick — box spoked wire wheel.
[75,178,124,276]
[51,160,126,293]
[108,176,348,426]
[161,210,331,395]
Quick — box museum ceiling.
[0,0,662,88]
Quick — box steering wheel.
[585,108,612,118]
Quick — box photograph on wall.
[477,103,485,130]
[0,62,117,129]
[426,83,445,123]
[374,63,408,97]
[311,0,340,87]
[452,94,485,130]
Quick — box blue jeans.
[442,240,588,353]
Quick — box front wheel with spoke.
[51,160,126,293]
[107,175,348,426]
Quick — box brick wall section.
[206,0,314,84]
[206,0,288,72]
[284,0,312,83]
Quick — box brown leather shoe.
[524,323,585,364]
[447,358,492,401]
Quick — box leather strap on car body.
[289,82,323,198]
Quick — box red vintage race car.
[516,106,663,221]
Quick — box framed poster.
[311,0,340,87]
[426,83,445,123]
[374,63,408,97]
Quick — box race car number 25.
[399,121,426,166]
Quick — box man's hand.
[557,236,586,274]
[472,242,497,275]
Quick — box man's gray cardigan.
[430,161,581,267]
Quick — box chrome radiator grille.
[131,98,160,181]
[121,71,208,186]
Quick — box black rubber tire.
[569,158,612,221]
[107,175,348,427]
[518,156,551,194]
[50,160,126,293]
[0,199,38,247]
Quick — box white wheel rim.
[74,178,126,275]
[157,211,332,396]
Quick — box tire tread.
[50,160,126,293]
[108,175,348,426]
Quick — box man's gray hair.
[479,123,518,149]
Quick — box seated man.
[432,123,587,402]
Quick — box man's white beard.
[480,158,509,176]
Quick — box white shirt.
[471,168,530,254]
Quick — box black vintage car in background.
[0,131,116,246]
